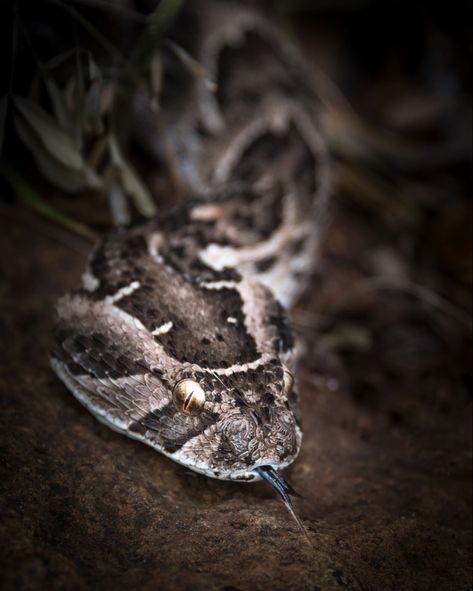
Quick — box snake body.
[51,1,330,483]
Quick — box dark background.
[0,1,471,590]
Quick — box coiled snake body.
[51,1,331,508]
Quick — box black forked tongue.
[256,466,310,542]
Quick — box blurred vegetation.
[280,0,472,288]
[0,0,185,231]
[0,0,471,295]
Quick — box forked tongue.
[255,465,310,542]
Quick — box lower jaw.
[188,457,298,482]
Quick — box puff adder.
[51,0,331,526]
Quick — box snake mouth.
[255,465,308,539]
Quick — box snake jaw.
[255,465,310,541]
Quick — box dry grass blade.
[166,41,216,91]
[84,57,105,134]
[107,179,131,226]
[120,159,156,217]
[319,323,373,353]
[14,96,84,170]
[108,134,156,217]
[15,116,102,192]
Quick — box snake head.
[52,218,303,483]
[162,360,302,482]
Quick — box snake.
[50,0,331,528]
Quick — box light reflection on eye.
[172,379,206,415]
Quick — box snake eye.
[283,368,295,392]
[172,379,206,416]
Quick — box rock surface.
[0,199,471,591]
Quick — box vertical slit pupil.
[183,391,194,410]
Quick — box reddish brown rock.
[0,201,470,591]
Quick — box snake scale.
[51,0,331,521]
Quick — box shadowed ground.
[0,194,471,590]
